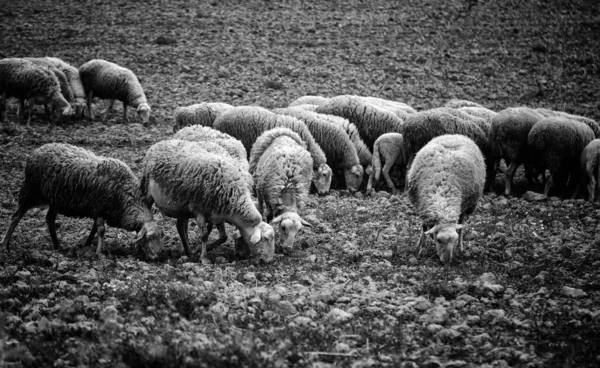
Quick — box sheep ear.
[271,215,283,225]
[300,219,312,227]
[250,228,261,244]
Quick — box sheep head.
[364,164,374,176]
[425,223,463,265]
[137,103,151,123]
[243,221,275,263]
[74,97,86,117]
[344,164,364,193]
[312,163,332,195]
[271,211,311,254]
[135,220,163,260]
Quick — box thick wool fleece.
[43,57,86,103]
[443,99,484,109]
[24,58,74,103]
[534,107,600,139]
[318,113,373,168]
[371,132,406,183]
[489,107,545,161]
[173,102,233,132]
[288,95,329,107]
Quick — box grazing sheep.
[141,139,275,264]
[527,117,595,197]
[488,107,545,194]
[407,134,485,266]
[288,95,329,107]
[273,107,364,192]
[366,133,406,193]
[574,139,600,202]
[534,108,600,138]
[2,143,162,259]
[315,95,405,149]
[402,109,489,172]
[0,58,73,125]
[213,106,332,195]
[24,58,75,104]
[172,102,233,132]
[249,127,313,252]
[443,99,484,109]
[79,59,150,123]
[41,57,86,117]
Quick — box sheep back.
[443,99,484,109]
[288,95,329,107]
[173,102,233,132]
[534,108,600,138]
[489,107,545,161]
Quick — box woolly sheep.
[273,107,364,192]
[574,139,600,202]
[458,106,497,122]
[288,103,319,112]
[79,59,150,123]
[249,127,313,252]
[366,133,406,193]
[534,108,600,138]
[354,95,416,117]
[40,57,87,117]
[527,117,595,198]
[402,109,489,172]
[0,58,73,125]
[407,134,485,266]
[315,95,405,149]
[288,95,330,107]
[2,143,162,259]
[141,139,275,264]
[172,102,233,132]
[213,105,332,195]
[443,99,484,109]
[24,58,75,104]
[428,107,490,135]
[488,107,545,194]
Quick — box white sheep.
[79,59,150,123]
[407,134,486,266]
[172,102,233,132]
[2,143,162,259]
[0,58,73,125]
[573,139,600,202]
[40,57,87,117]
[141,139,275,264]
[273,107,364,192]
[366,132,406,194]
[213,105,332,195]
[249,127,313,252]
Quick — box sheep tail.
[373,138,383,181]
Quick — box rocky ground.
[0,0,599,367]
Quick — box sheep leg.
[416,223,427,257]
[2,206,27,251]
[83,220,98,248]
[102,99,115,122]
[588,175,596,203]
[458,214,465,253]
[543,172,553,197]
[207,223,227,251]
[176,218,193,258]
[95,217,105,255]
[43,103,53,124]
[504,161,520,196]
[195,215,211,265]
[45,207,60,250]
[0,91,6,122]
[382,161,397,192]
[86,90,94,120]
[26,98,35,126]
[200,222,214,242]
[122,103,128,122]
[404,154,415,191]
[484,158,498,192]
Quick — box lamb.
[79,59,151,123]
[172,102,234,132]
[2,143,162,259]
[366,133,406,194]
[249,127,313,252]
[443,99,485,109]
[213,105,332,195]
[315,95,405,149]
[39,57,87,117]
[487,107,545,194]
[0,58,73,125]
[534,108,600,138]
[407,134,485,266]
[141,139,275,264]
[574,139,600,202]
[527,116,595,198]
[288,95,330,107]
[273,107,364,192]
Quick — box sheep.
[21,58,74,119]
[288,95,330,107]
[354,95,417,117]
[273,107,364,192]
[1,143,162,259]
[0,58,73,125]
[573,139,600,202]
[172,102,234,132]
[443,99,484,109]
[249,127,313,252]
[315,95,405,149]
[534,107,600,138]
[141,139,275,264]
[458,106,497,122]
[407,134,485,266]
[39,57,87,117]
[527,116,595,198]
[428,107,490,136]
[366,133,406,194]
[488,107,545,194]
[79,59,150,123]
[213,105,332,195]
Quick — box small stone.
[356,206,369,213]
[482,309,505,324]
[414,299,433,312]
[562,286,587,298]
[534,271,548,283]
[325,308,353,324]
[419,306,448,325]
[334,342,351,353]
[307,254,317,262]
[273,301,298,316]
[15,270,31,279]
[522,191,546,202]
[243,272,256,283]
[427,323,443,334]
[494,197,509,206]
[437,328,461,341]
[295,316,312,325]
[456,294,476,303]
[408,257,418,265]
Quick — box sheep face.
[74,98,86,117]
[245,222,275,263]
[344,164,364,193]
[136,221,163,260]
[137,103,151,123]
[271,211,312,254]
[313,164,332,195]
[426,224,462,264]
